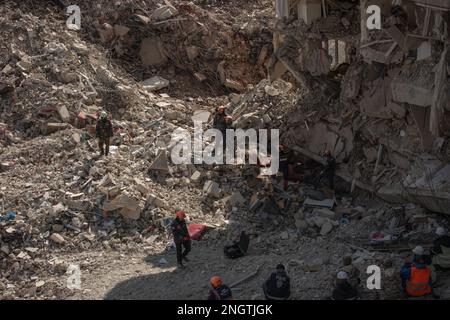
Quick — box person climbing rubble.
[330,271,358,300]
[431,227,450,270]
[262,264,291,300]
[95,111,113,157]
[170,210,191,269]
[400,250,434,299]
[208,276,233,300]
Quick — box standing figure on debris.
[262,264,291,300]
[171,210,191,269]
[340,256,361,290]
[213,105,229,136]
[400,250,434,298]
[431,227,450,270]
[95,111,113,156]
[208,276,233,300]
[330,271,358,300]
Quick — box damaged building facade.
[266,0,450,213]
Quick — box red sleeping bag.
[188,224,207,240]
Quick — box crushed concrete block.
[147,193,169,209]
[50,203,66,216]
[194,72,207,82]
[45,123,70,135]
[203,180,221,198]
[281,231,289,240]
[320,221,333,235]
[56,105,70,122]
[313,208,336,220]
[224,79,245,91]
[141,76,169,92]
[149,150,170,172]
[191,110,211,123]
[103,194,141,220]
[417,41,432,61]
[2,64,14,75]
[134,178,148,196]
[139,38,167,66]
[49,233,65,244]
[190,171,202,183]
[151,5,178,21]
[16,60,32,72]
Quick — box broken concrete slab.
[56,105,70,123]
[151,5,178,21]
[203,180,221,198]
[303,197,335,209]
[417,41,432,61]
[103,194,141,220]
[190,171,202,183]
[49,233,65,244]
[141,76,169,92]
[223,192,246,208]
[149,150,170,172]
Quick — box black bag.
[224,231,249,259]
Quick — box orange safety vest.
[406,266,432,297]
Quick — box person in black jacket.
[208,276,233,300]
[95,111,113,156]
[263,264,291,300]
[171,211,191,268]
[331,271,358,300]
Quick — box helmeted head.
[412,246,424,256]
[337,271,348,282]
[210,276,222,288]
[436,227,447,236]
[325,149,331,157]
[100,111,108,120]
[176,210,186,220]
[276,264,285,272]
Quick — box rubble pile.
[1,0,450,300]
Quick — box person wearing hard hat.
[207,276,233,300]
[262,264,291,300]
[95,111,113,156]
[431,227,450,269]
[170,210,191,268]
[330,271,358,300]
[400,246,433,298]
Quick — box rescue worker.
[400,252,433,298]
[170,210,191,269]
[262,264,291,300]
[431,227,450,270]
[95,111,113,156]
[330,271,358,300]
[208,276,233,300]
[379,259,403,300]
[340,256,361,290]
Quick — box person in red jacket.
[171,211,191,269]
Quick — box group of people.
[97,108,450,300]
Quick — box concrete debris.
[139,38,167,67]
[203,180,221,198]
[141,76,170,92]
[151,5,178,21]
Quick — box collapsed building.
[245,0,450,213]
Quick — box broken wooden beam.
[230,266,260,288]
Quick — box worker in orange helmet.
[170,210,191,269]
[208,276,233,300]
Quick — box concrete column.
[275,0,290,19]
